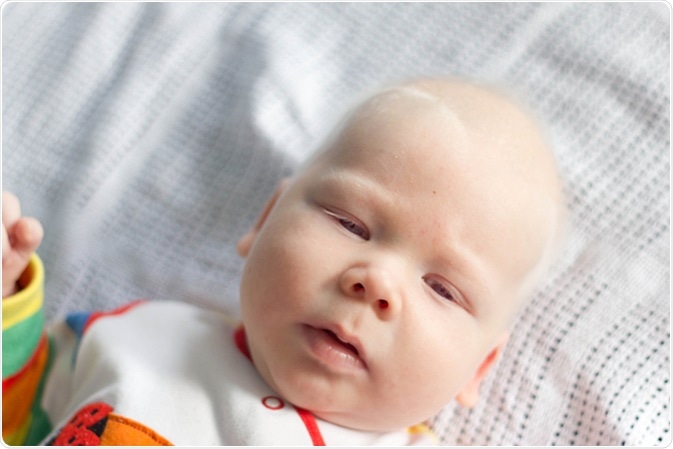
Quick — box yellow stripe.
[407,423,438,442]
[2,254,44,331]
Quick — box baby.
[2,78,565,445]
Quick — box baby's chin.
[303,400,433,433]
[311,409,398,433]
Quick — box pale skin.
[2,192,43,298]
[3,79,564,434]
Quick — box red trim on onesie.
[83,300,147,334]
[294,406,326,446]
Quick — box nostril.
[377,299,389,310]
[353,283,365,293]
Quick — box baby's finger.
[2,192,21,229]
[2,217,43,298]
[11,217,44,260]
[1,223,11,262]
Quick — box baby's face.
[238,82,562,431]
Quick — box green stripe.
[2,310,44,377]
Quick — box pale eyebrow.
[313,170,396,210]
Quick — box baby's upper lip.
[313,321,367,364]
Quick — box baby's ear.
[455,332,509,408]
[237,178,291,257]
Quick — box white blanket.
[2,3,669,445]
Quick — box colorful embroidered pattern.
[47,403,113,445]
[46,402,172,446]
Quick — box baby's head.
[237,78,565,432]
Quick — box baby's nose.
[340,266,397,313]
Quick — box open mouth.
[324,329,359,356]
[302,325,367,370]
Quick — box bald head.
[393,79,566,296]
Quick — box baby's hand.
[2,192,43,298]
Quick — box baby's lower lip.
[301,325,367,371]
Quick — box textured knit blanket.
[2,3,669,445]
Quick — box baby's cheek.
[249,228,320,303]
[365,364,456,428]
[388,330,472,409]
[275,214,336,271]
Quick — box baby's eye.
[424,277,456,303]
[323,209,370,240]
[339,217,368,239]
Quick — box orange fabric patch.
[2,335,48,437]
[99,414,172,446]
